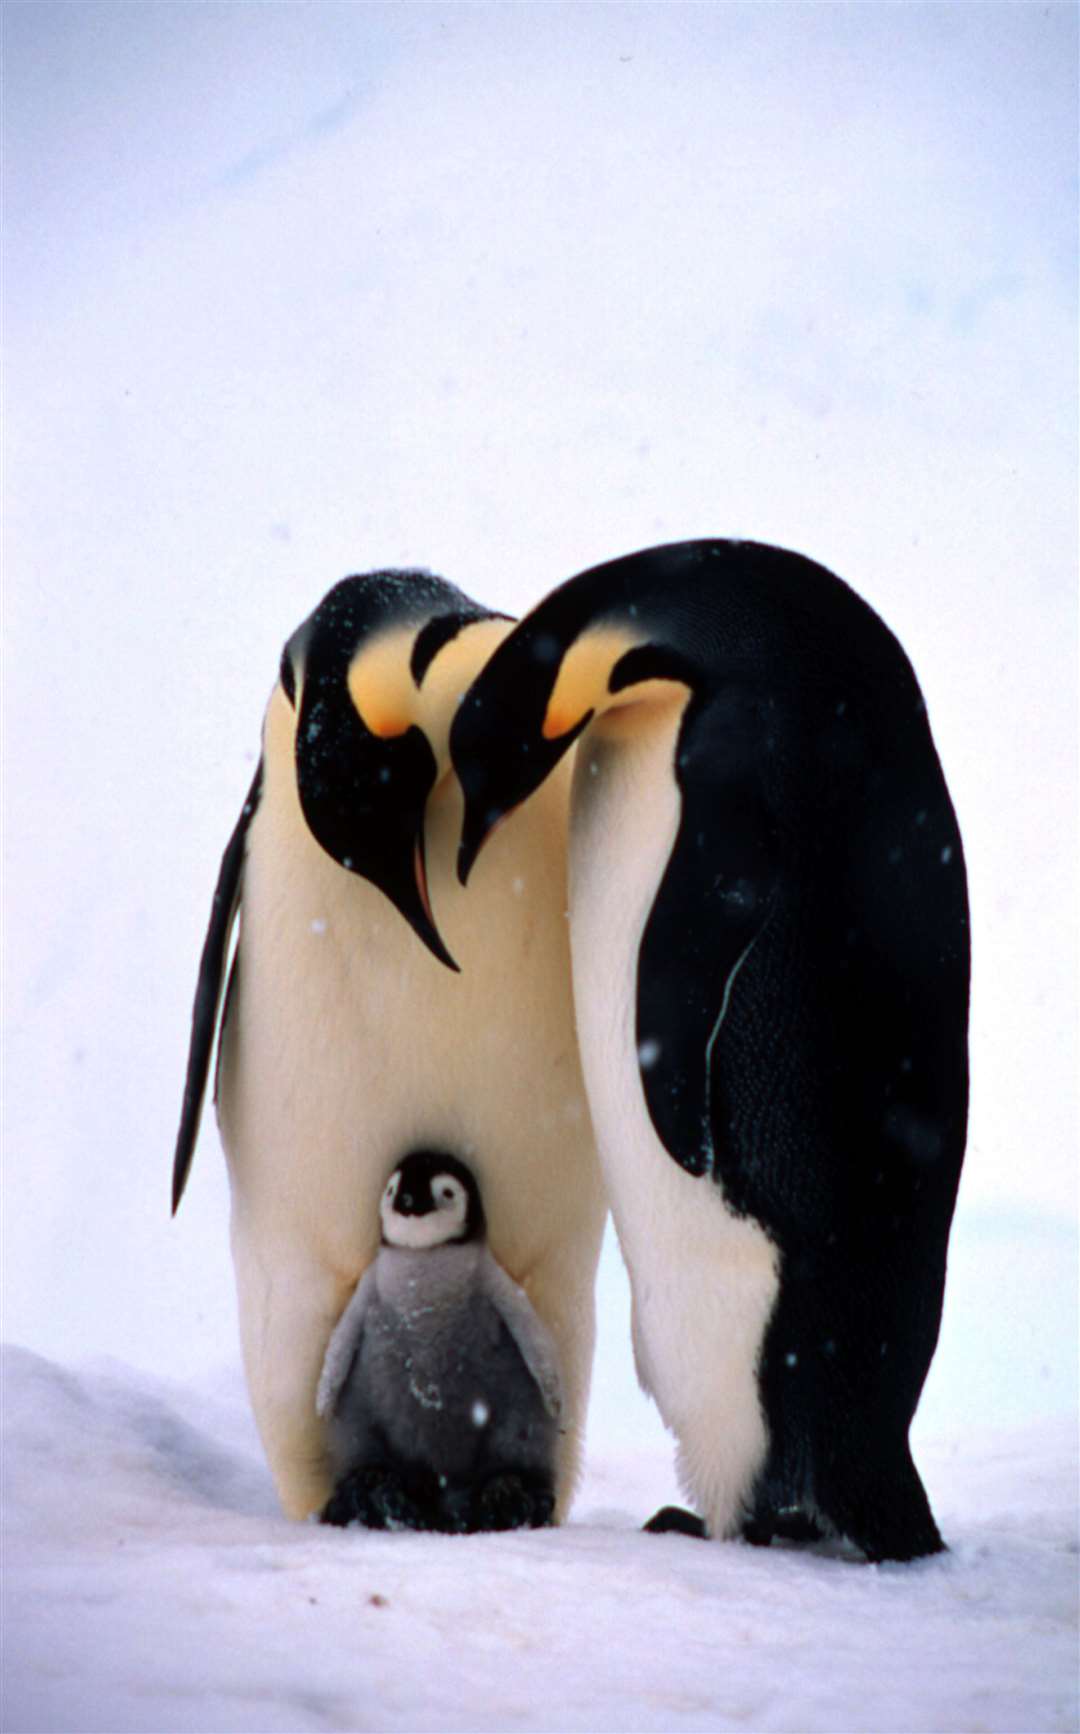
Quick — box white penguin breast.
[214,682,605,1521]
[567,705,780,1536]
[218,689,599,1288]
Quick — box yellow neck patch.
[413,618,513,738]
[346,628,416,740]
[347,617,516,765]
[541,626,642,742]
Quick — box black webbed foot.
[644,1505,708,1538]
[469,1471,555,1533]
[322,1464,557,1535]
[320,1464,435,1531]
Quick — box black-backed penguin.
[172,570,606,1521]
[451,540,970,1563]
[318,1151,562,1532]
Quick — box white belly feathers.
[217,686,604,1519]
[567,702,780,1538]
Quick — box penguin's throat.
[375,1240,484,1305]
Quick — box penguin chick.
[317,1152,562,1533]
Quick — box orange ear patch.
[541,626,640,741]
[347,629,415,739]
[357,701,411,740]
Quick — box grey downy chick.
[317,1151,563,1532]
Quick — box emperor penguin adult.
[172,569,606,1523]
[451,539,970,1563]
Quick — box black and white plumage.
[172,570,606,1522]
[317,1152,562,1532]
[451,539,970,1563]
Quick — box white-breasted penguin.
[172,570,606,1522]
[317,1151,562,1532]
[451,540,970,1563]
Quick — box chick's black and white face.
[380,1166,472,1249]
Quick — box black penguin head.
[282,571,507,970]
[452,545,704,884]
[380,1151,485,1249]
[452,536,919,884]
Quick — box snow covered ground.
[3,1218,1078,1734]
[3,5,1077,1731]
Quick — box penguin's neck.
[413,617,514,785]
[375,1240,484,1307]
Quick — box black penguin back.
[626,544,969,1559]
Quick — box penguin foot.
[320,1465,434,1531]
[470,1472,555,1533]
[321,1464,556,1535]
[643,1505,708,1539]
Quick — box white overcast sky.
[3,3,1076,1378]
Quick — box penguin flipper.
[479,1256,564,1420]
[636,691,781,1178]
[171,761,263,1214]
[316,1266,378,1419]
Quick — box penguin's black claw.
[320,1465,430,1531]
[472,1472,555,1532]
[319,1476,367,1528]
[522,1483,557,1530]
[644,1504,708,1539]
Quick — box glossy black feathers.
[171,761,262,1214]
[449,538,971,1561]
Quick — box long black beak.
[393,830,458,971]
[457,798,509,888]
[295,707,459,970]
[456,707,595,886]
[333,822,459,971]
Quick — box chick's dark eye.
[441,1186,455,1201]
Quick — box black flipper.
[171,761,263,1213]
[636,686,781,1177]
